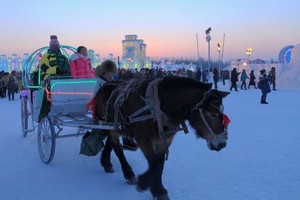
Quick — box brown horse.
[94,76,230,200]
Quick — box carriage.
[20,45,114,164]
[21,46,231,199]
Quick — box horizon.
[1,0,299,61]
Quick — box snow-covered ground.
[0,83,299,200]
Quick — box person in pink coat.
[69,46,95,78]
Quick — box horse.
[94,76,230,200]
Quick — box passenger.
[37,35,70,122]
[94,60,138,151]
[69,46,95,78]
[38,35,70,80]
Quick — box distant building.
[121,34,148,70]
[252,59,266,64]
[0,55,8,71]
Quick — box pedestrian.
[230,68,240,91]
[7,71,18,101]
[240,69,249,90]
[258,69,271,104]
[248,70,257,89]
[268,67,277,90]
[213,68,219,89]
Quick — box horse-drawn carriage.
[20,45,114,164]
[21,45,231,200]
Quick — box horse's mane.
[159,76,212,90]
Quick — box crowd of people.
[0,70,22,101]
[1,35,277,106]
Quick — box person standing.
[240,69,249,90]
[258,69,271,104]
[213,68,219,89]
[269,67,276,90]
[69,46,95,78]
[7,71,18,101]
[248,70,257,89]
[230,68,240,91]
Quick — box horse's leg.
[100,134,114,173]
[110,132,136,184]
[150,154,169,200]
[137,145,169,200]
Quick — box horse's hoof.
[136,185,144,192]
[103,166,115,173]
[154,194,170,200]
[126,176,137,185]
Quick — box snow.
[1,84,300,200]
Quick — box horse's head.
[188,89,230,151]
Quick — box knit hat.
[95,60,117,77]
[49,35,60,47]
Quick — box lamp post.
[246,48,252,64]
[217,43,221,81]
[205,27,212,71]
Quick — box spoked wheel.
[20,96,29,137]
[37,115,56,164]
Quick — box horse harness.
[105,78,188,135]
[104,78,188,159]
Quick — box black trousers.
[230,81,237,91]
[261,93,267,103]
[8,91,15,101]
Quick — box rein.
[193,90,229,140]
[198,108,228,139]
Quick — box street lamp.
[205,27,212,71]
[217,43,221,81]
[246,48,252,63]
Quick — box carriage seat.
[49,78,97,115]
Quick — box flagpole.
[196,33,202,76]
[221,33,225,63]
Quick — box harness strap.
[180,121,189,134]
[152,80,170,160]
[199,108,228,138]
[125,105,154,124]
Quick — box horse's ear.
[217,90,230,98]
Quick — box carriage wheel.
[20,96,29,137]
[37,116,56,164]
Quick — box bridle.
[193,98,229,140]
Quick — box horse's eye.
[208,113,219,118]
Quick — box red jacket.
[69,53,95,78]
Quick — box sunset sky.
[1,0,299,61]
